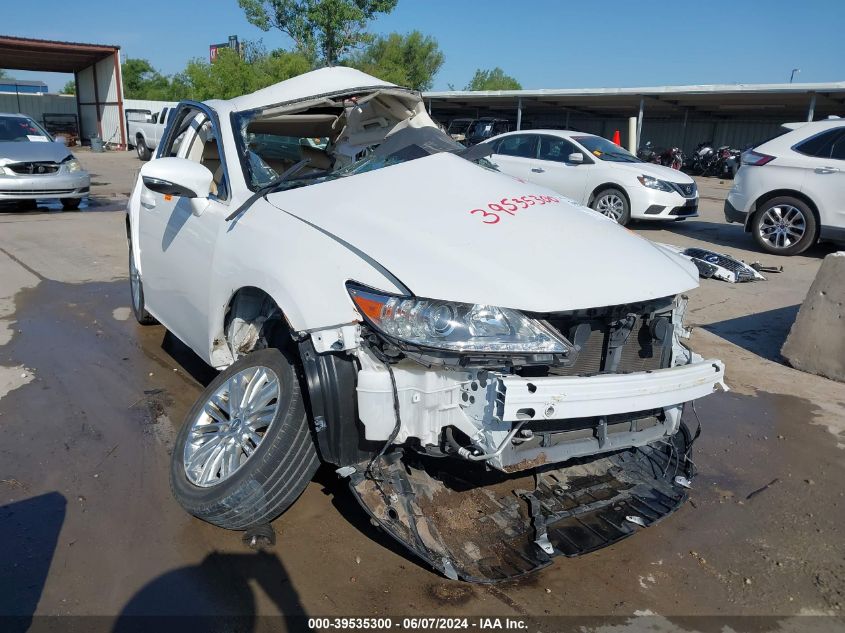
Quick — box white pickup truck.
[127,106,172,161]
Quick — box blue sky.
[4,0,844,92]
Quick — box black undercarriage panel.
[348,429,695,583]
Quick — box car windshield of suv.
[0,115,52,142]
[572,135,640,163]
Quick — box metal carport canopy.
[423,81,845,121]
[0,35,125,147]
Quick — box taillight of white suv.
[740,150,775,166]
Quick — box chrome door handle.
[531,167,545,173]
[816,166,840,174]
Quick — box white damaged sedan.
[127,67,726,582]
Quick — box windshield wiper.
[225,158,311,222]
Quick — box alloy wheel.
[758,204,806,250]
[129,254,141,311]
[183,365,281,487]
[595,194,625,222]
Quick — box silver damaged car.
[0,113,90,210]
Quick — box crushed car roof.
[228,66,401,113]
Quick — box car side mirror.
[140,158,213,216]
[568,152,585,164]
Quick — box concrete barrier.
[782,251,845,382]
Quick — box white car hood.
[617,159,695,183]
[266,153,698,312]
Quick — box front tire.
[128,244,157,325]
[61,198,81,211]
[751,196,816,256]
[136,137,151,161]
[592,188,631,225]
[170,348,319,530]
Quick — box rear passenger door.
[529,135,594,203]
[797,126,845,227]
[488,134,539,182]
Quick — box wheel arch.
[210,285,298,369]
[748,189,820,234]
[588,182,630,208]
[211,284,375,468]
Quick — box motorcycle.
[637,141,661,163]
[659,146,684,170]
[684,141,717,175]
[720,147,742,179]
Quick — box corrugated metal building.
[0,35,126,147]
[424,82,845,152]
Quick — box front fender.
[204,200,404,366]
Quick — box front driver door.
[528,135,594,203]
[137,103,231,356]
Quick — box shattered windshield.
[235,120,490,194]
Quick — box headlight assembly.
[637,175,673,192]
[65,158,82,172]
[348,286,572,354]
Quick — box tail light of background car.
[741,150,775,166]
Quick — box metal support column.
[516,97,522,131]
[807,93,816,122]
[635,97,644,151]
[680,107,689,152]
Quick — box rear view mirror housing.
[140,157,213,200]
[568,152,585,164]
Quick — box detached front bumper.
[0,170,90,200]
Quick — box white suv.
[725,118,845,255]
[483,130,699,225]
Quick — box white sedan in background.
[482,130,698,225]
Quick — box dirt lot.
[1,149,844,631]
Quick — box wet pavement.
[2,275,844,629]
[1,152,844,631]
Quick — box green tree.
[181,46,311,101]
[348,31,443,90]
[60,79,76,95]
[238,0,398,66]
[464,67,522,91]
[121,58,173,99]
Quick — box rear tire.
[170,348,319,530]
[61,198,81,211]
[136,137,151,161]
[591,187,631,225]
[751,196,816,256]
[128,244,157,325]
